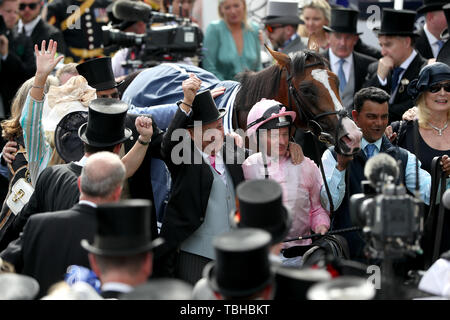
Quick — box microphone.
[112,0,178,23]
[364,153,399,187]
[443,189,450,210]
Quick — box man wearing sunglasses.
[262,0,305,55]
[17,0,66,55]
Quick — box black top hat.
[323,8,362,35]
[0,274,40,300]
[231,179,291,245]
[262,0,302,26]
[55,111,88,163]
[374,8,419,38]
[186,90,226,128]
[78,98,132,147]
[119,279,193,300]
[81,199,164,256]
[204,228,273,298]
[76,57,122,91]
[273,266,331,300]
[417,0,447,15]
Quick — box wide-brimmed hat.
[76,57,123,91]
[205,228,273,298]
[186,90,226,128]
[323,8,362,35]
[55,111,88,163]
[273,266,331,300]
[246,99,296,137]
[0,274,40,300]
[231,179,291,245]
[78,98,132,147]
[417,0,447,15]
[119,279,193,300]
[407,62,450,100]
[262,0,302,26]
[373,8,419,38]
[81,199,164,256]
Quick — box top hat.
[262,0,302,26]
[76,57,122,91]
[273,266,331,300]
[186,90,227,128]
[55,111,88,163]
[374,8,419,38]
[323,8,362,35]
[78,98,132,147]
[205,228,273,298]
[119,279,193,300]
[81,199,164,256]
[307,276,376,300]
[231,179,291,244]
[0,274,40,300]
[417,0,447,15]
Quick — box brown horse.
[233,48,361,155]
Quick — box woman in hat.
[202,0,262,80]
[298,0,331,52]
[242,98,331,267]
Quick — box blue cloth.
[365,143,376,159]
[391,67,404,94]
[338,59,347,92]
[65,265,101,294]
[202,20,262,80]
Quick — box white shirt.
[378,50,417,87]
[424,24,443,58]
[17,16,41,37]
[329,49,353,84]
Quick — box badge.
[398,79,409,93]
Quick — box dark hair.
[353,87,390,113]
[84,143,118,154]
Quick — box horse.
[122,48,361,156]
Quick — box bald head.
[80,152,126,198]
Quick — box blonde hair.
[417,93,450,129]
[1,76,58,141]
[218,0,248,29]
[300,0,331,24]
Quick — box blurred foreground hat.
[55,111,88,163]
[120,278,193,300]
[0,274,39,300]
[307,276,376,300]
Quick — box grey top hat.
[262,0,302,26]
[0,274,40,300]
[119,278,193,300]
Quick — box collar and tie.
[391,67,404,94]
[365,144,376,159]
[338,59,347,92]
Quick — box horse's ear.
[264,43,291,69]
[307,33,320,52]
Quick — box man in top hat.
[153,73,247,284]
[415,0,448,60]
[204,228,274,300]
[0,152,126,298]
[437,3,450,66]
[364,8,427,123]
[82,199,163,299]
[262,0,306,55]
[322,7,376,113]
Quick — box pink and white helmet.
[246,99,297,138]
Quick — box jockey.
[242,98,335,267]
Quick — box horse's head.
[267,46,361,155]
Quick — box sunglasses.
[19,2,40,10]
[265,25,282,33]
[428,83,450,93]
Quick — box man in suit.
[154,73,246,284]
[365,8,427,123]
[0,151,126,298]
[262,0,306,55]
[81,199,163,299]
[415,0,447,60]
[17,0,66,54]
[323,7,376,113]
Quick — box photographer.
[321,87,434,262]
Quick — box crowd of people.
[0,0,449,301]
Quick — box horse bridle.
[285,61,348,153]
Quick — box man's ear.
[77,176,82,193]
[351,110,358,123]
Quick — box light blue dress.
[202,20,262,81]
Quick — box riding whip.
[283,226,362,243]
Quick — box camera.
[349,154,423,257]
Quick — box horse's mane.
[234,50,330,112]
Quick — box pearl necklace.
[428,121,448,136]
